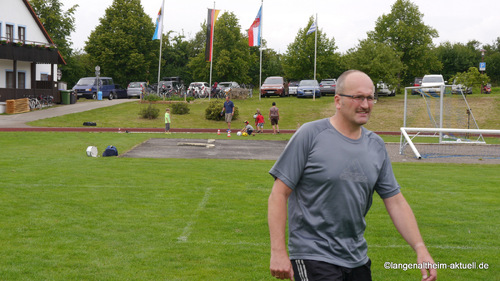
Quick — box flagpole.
[209,2,216,101]
[313,13,317,101]
[259,0,263,101]
[156,0,165,96]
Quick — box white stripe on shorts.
[296,259,309,281]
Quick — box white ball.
[237,132,242,136]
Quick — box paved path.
[0,99,134,128]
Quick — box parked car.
[297,80,320,98]
[187,82,209,97]
[127,82,147,98]
[260,76,288,97]
[218,81,240,94]
[451,79,472,95]
[288,81,299,96]
[376,81,395,97]
[319,79,336,96]
[72,77,123,100]
[421,74,446,95]
[411,77,423,95]
[113,84,128,99]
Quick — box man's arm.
[383,193,437,281]
[268,178,294,280]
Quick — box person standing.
[269,102,280,134]
[268,70,437,281]
[164,108,171,134]
[255,109,265,133]
[222,96,234,132]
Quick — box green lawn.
[0,132,498,280]
[28,92,500,132]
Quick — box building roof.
[21,0,66,65]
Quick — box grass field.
[0,132,498,280]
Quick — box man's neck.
[329,116,362,140]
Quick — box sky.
[62,0,500,54]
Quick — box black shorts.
[292,259,372,281]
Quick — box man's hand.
[416,245,437,281]
[270,250,294,280]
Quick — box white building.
[0,0,65,102]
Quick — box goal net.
[400,85,500,159]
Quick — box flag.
[248,5,262,47]
[152,2,164,40]
[306,21,317,35]
[205,8,220,62]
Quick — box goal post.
[400,127,500,159]
[400,85,500,159]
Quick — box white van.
[421,74,446,94]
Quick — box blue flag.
[306,21,317,35]
[152,2,164,40]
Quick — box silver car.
[127,82,147,98]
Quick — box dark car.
[319,79,336,96]
[260,76,288,97]
[297,79,320,98]
[113,84,128,99]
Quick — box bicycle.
[38,95,54,108]
[24,95,41,111]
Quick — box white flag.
[306,21,317,35]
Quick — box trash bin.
[70,92,77,104]
[60,90,71,104]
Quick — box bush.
[139,103,160,119]
[142,93,162,101]
[171,102,190,115]
[205,100,239,121]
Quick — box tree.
[483,37,500,84]
[85,0,156,86]
[29,0,78,58]
[435,41,480,81]
[282,16,341,81]
[343,38,404,91]
[451,67,490,90]
[368,0,441,85]
[187,12,254,85]
[29,0,78,85]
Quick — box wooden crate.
[6,98,30,114]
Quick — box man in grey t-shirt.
[268,70,437,281]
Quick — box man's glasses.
[338,94,375,103]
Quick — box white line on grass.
[177,187,212,243]
[185,240,498,251]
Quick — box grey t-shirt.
[269,118,401,268]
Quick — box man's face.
[226,96,229,102]
[335,72,375,126]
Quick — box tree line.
[31,0,500,93]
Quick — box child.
[255,109,264,133]
[165,108,171,134]
[240,120,255,136]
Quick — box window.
[18,26,26,43]
[41,73,49,81]
[6,24,14,42]
[18,72,26,89]
[6,71,15,88]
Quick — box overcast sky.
[63,0,500,54]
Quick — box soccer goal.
[400,85,500,159]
